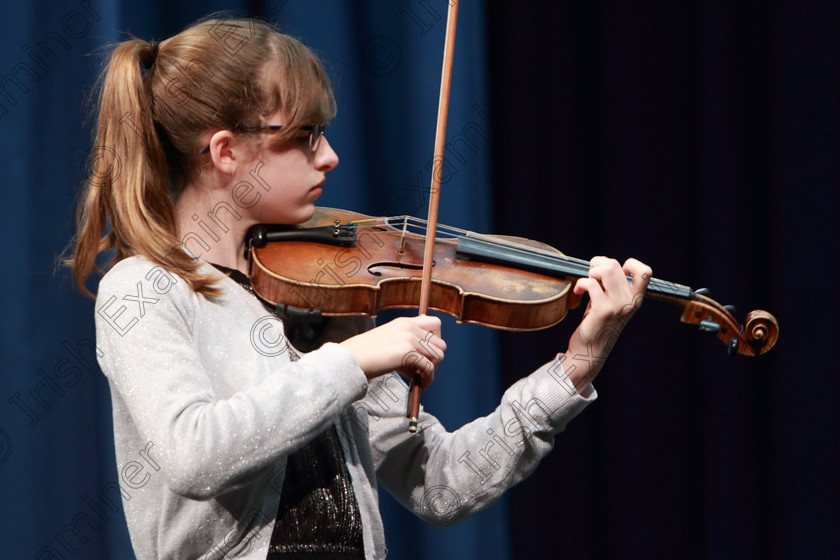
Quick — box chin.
[260,200,318,226]
[291,205,317,225]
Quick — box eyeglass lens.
[308,123,325,151]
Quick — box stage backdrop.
[0,1,503,559]
[1,1,838,560]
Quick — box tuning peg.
[723,305,737,315]
[727,337,739,357]
[695,288,711,296]
[699,317,720,334]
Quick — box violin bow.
[408,0,460,433]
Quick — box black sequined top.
[267,425,364,559]
[212,265,364,559]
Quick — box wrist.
[560,348,605,393]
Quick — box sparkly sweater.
[94,256,596,560]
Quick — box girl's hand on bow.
[340,315,445,389]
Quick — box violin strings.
[351,216,593,268]
[347,216,686,295]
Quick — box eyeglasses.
[200,123,326,154]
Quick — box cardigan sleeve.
[95,258,369,500]
[366,358,595,525]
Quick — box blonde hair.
[69,16,336,297]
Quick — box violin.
[247,207,779,358]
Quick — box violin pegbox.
[680,291,779,357]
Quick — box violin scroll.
[677,292,779,357]
[744,310,780,353]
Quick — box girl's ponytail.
[71,38,219,297]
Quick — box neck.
[174,184,254,275]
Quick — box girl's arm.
[367,257,651,524]
[96,258,369,500]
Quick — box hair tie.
[141,41,159,70]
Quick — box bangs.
[257,34,336,144]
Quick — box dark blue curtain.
[0,1,502,559]
[2,1,837,559]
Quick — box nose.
[315,136,339,172]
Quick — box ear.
[205,130,239,175]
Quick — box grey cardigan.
[94,256,595,559]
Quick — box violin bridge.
[398,216,410,254]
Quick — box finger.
[419,367,435,390]
[406,329,445,366]
[415,331,443,386]
[588,257,630,299]
[401,353,436,389]
[573,277,608,309]
[622,258,653,293]
[414,314,442,333]
[421,331,447,357]
[423,345,445,366]
[613,259,651,316]
[409,316,446,357]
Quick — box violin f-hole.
[368,261,435,277]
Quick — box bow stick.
[407,0,460,433]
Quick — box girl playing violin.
[70,16,651,560]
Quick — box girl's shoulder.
[96,255,211,307]
[94,257,237,341]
